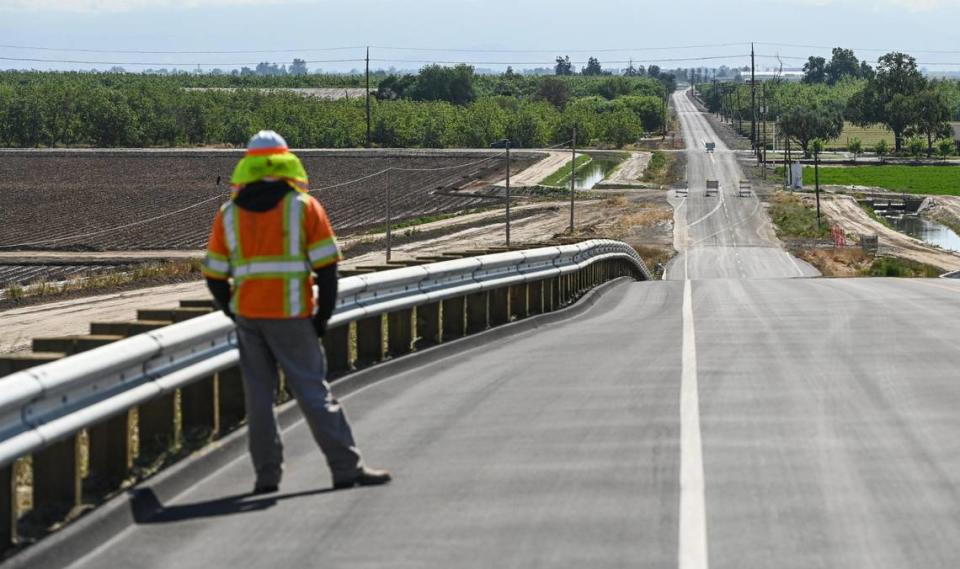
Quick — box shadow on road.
[130,487,336,524]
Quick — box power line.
[755,42,960,55]
[371,43,749,54]
[0,42,749,56]
[755,54,960,66]
[0,56,367,67]
[0,44,366,55]
[0,54,750,69]
[371,55,750,66]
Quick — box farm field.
[802,165,960,195]
[0,150,539,251]
[0,149,540,286]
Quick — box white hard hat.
[246,130,289,155]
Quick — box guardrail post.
[0,465,13,551]
[387,309,414,357]
[416,302,441,349]
[322,324,351,375]
[216,366,246,431]
[138,393,179,453]
[466,292,489,333]
[529,280,544,315]
[552,276,561,309]
[32,435,81,520]
[510,284,528,320]
[355,315,384,367]
[441,297,465,340]
[182,376,217,441]
[490,287,510,326]
[86,412,132,491]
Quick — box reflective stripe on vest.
[222,192,310,317]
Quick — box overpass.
[7,90,960,569]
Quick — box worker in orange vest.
[203,130,390,493]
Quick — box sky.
[1,0,959,74]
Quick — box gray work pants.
[235,317,363,486]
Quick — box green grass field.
[803,165,960,195]
[734,121,897,151]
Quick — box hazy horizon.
[2,0,959,74]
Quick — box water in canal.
[882,213,960,253]
[556,156,624,189]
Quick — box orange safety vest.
[202,191,342,319]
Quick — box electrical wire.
[756,42,960,55]
[0,56,366,67]
[0,44,365,55]
[371,43,750,54]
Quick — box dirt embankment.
[817,193,960,272]
[598,152,652,187]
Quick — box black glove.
[312,315,327,337]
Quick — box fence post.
[387,309,414,357]
[441,297,466,340]
[355,315,385,367]
[466,292,489,333]
[322,324,351,375]
[415,302,442,349]
[86,412,132,492]
[31,435,81,520]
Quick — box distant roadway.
[59,90,960,569]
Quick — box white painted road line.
[679,278,708,569]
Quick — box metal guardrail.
[0,239,648,469]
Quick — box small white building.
[752,71,804,83]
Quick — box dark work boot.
[252,483,279,495]
[333,467,392,490]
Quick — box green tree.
[875,139,889,164]
[848,52,926,151]
[603,108,641,148]
[555,56,573,76]
[802,57,827,84]
[780,98,844,157]
[582,57,603,76]
[936,138,955,162]
[911,86,951,156]
[536,77,571,109]
[408,64,476,106]
[907,136,925,161]
[848,137,863,162]
[825,48,861,85]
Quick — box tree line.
[699,49,960,157]
[0,69,669,149]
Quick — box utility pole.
[365,46,371,149]
[569,128,577,234]
[815,146,822,230]
[713,79,719,118]
[385,167,393,261]
[736,88,742,134]
[751,42,757,159]
[505,140,511,246]
[761,82,767,177]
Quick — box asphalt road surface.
[62,92,960,569]
[666,90,819,280]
